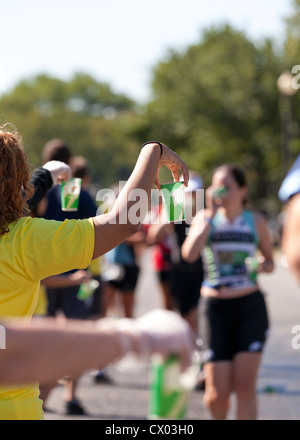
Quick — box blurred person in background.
[101,183,146,320]
[70,156,104,321]
[101,235,145,319]
[29,160,72,318]
[40,140,99,415]
[146,197,175,311]
[147,173,204,335]
[182,164,274,420]
[279,154,300,280]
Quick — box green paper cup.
[61,178,82,212]
[148,355,189,420]
[212,185,228,200]
[160,182,185,223]
[245,257,259,282]
[77,279,99,301]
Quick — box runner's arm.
[0,310,194,384]
[91,143,189,260]
[181,209,212,263]
[255,212,274,273]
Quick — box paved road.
[45,250,300,420]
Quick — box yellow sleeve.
[20,217,95,281]
[88,257,103,276]
[34,284,48,316]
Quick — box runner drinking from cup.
[182,163,274,420]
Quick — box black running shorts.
[170,270,202,316]
[199,290,269,363]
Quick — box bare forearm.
[42,276,71,288]
[258,258,274,273]
[114,143,161,214]
[147,223,173,245]
[92,144,161,259]
[124,231,146,245]
[42,276,81,288]
[182,213,212,263]
[0,319,125,385]
[0,309,195,385]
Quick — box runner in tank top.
[182,164,274,420]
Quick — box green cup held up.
[160,182,185,223]
[245,256,259,282]
[61,178,82,212]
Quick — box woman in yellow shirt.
[0,126,188,420]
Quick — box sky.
[0,0,293,103]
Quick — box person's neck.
[219,205,243,223]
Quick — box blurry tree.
[284,0,300,61]
[282,0,300,161]
[0,73,138,187]
[140,25,285,213]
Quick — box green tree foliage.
[284,0,300,59]
[142,25,285,211]
[0,73,138,187]
[283,0,300,162]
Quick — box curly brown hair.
[0,125,34,235]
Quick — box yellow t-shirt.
[88,257,103,277]
[0,216,95,420]
[34,284,48,317]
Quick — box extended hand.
[156,143,189,190]
[114,309,195,371]
[43,160,71,185]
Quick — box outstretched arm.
[91,142,189,259]
[0,310,194,385]
[182,186,219,263]
[181,209,212,263]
